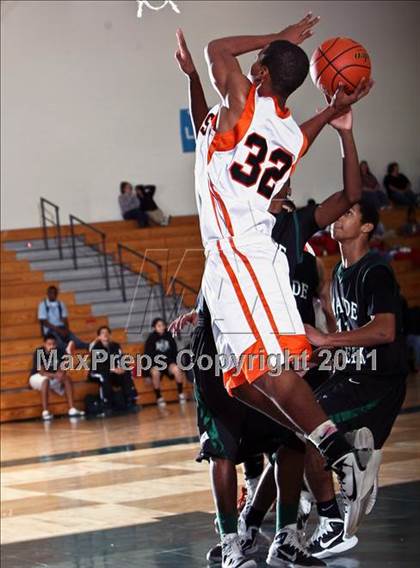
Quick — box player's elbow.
[385,328,396,343]
[205,40,220,61]
[380,326,395,344]
[205,39,229,63]
[346,183,362,205]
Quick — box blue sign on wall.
[180,109,195,152]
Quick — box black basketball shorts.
[192,324,300,463]
[316,372,407,448]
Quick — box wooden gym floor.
[1,373,420,567]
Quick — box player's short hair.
[97,325,111,335]
[47,285,58,293]
[43,333,57,342]
[152,318,165,328]
[260,40,309,98]
[358,197,379,240]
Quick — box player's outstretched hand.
[175,28,196,76]
[304,324,330,347]
[330,77,374,114]
[168,309,198,337]
[279,13,320,45]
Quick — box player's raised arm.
[300,79,374,152]
[175,29,209,137]
[314,108,362,229]
[205,14,319,129]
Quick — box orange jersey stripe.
[290,132,309,175]
[229,238,311,358]
[216,241,262,345]
[209,180,234,236]
[208,184,224,237]
[207,84,256,164]
[269,94,291,119]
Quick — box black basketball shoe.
[267,527,326,567]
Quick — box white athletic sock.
[307,420,338,448]
[245,475,260,499]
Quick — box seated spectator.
[144,318,186,407]
[29,333,85,421]
[360,160,389,209]
[38,286,89,352]
[88,326,138,413]
[384,163,417,207]
[118,181,149,227]
[135,184,169,226]
[399,206,420,236]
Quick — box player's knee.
[210,456,236,474]
[171,364,183,380]
[150,367,161,379]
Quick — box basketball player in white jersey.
[194,13,375,561]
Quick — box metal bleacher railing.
[166,276,198,321]
[117,242,167,321]
[40,198,63,259]
[40,198,197,322]
[69,214,110,291]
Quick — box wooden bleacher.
[2,209,419,423]
[1,217,200,422]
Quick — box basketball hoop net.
[137,1,180,19]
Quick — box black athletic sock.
[176,382,183,394]
[318,431,353,467]
[244,454,265,480]
[245,505,266,530]
[154,388,162,400]
[316,498,341,520]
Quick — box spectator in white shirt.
[38,286,89,352]
[29,333,85,421]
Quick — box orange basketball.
[310,37,371,97]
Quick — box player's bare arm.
[300,79,374,152]
[304,313,396,348]
[175,29,209,136]
[314,109,362,228]
[205,13,319,132]
[316,257,338,333]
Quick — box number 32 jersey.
[195,83,308,248]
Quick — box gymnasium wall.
[1,0,419,230]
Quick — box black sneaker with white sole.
[267,527,326,567]
[308,517,358,559]
[206,528,261,565]
[331,428,375,537]
[206,543,222,564]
